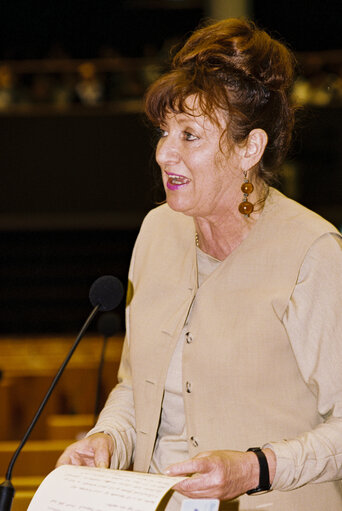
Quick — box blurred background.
[0,2,341,496]
[0,0,341,335]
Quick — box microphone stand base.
[0,480,15,511]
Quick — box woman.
[57,18,342,510]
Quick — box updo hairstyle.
[144,18,297,183]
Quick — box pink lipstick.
[166,172,191,190]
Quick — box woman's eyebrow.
[176,115,203,128]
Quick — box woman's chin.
[165,196,194,216]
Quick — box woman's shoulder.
[143,203,184,221]
[132,205,195,258]
[267,187,340,236]
[140,203,193,234]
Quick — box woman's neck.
[194,183,267,261]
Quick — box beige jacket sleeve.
[86,243,138,469]
[265,232,342,490]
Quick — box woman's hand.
[56,432,114,469]
[165,448,276,501]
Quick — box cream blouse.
[149,246,221,474]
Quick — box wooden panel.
[0,440,70,477]
[0,381,12,440]
[46,414,95,440]
[12,476,44,491]
[0,336,123,440]
[12,491,36,511]
[0,477,44,511]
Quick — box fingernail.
[97,461,107,468]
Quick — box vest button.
[190,436,198,447]
[186,381,192,393]
[185,332,193,344]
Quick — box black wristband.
[246,447,271,495]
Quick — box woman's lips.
[166,172,191,191]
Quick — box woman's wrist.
[245,447,276,494]
[263,447,276,485]
[245,450,261,491]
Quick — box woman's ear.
[241,129,268,170]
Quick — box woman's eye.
[184,131,197,141]
[157,127,168,138]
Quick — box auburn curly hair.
[144,18,297,183]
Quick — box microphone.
[0,275,124,511]
[97,311,121,338]
[94,312,121,418]
[89,275,123,312]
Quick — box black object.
[97,311,121,338]
[0,275,124,511]
[246,447,271,495]
[94,312,121,417]
[89,275,124,312]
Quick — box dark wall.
[290,107,342,223]
[0,112,160,334]
[0,1,204,59]
[0,112,159,226]
[253,0,342,51]
[1,109,341,229]
[1,1,340,59]
[0,228,137,333]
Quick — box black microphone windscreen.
[89,275,124,311]
[97,312,121,337]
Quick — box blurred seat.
[12,476,44,491]
[0,380,12,439]
[46,414,95,440]
[0,335,123,441]
[12,490,36,511]
[10,477,45,511]
[0,440,70,477]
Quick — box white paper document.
[27,464,186,511]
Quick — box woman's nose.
[156,135,180,166]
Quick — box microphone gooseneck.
[4,305,100,482]
[0,275,124,511]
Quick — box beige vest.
[126,188,342,509]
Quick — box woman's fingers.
[166,450,259,501]
[56,433,114,468]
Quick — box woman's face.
[156,97,243,219]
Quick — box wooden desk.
[0,439,72,477]
[0,335,124,440]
